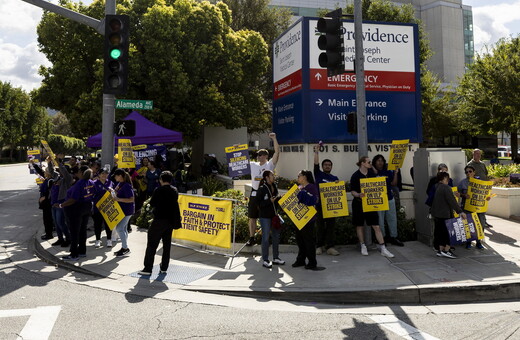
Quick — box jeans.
[377,198,398,238]
[260,217,281,262]
[52,206,70,241]
[115,215,132,249]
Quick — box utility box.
[413,148,467,246]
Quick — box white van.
[498,145,511,158]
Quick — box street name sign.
[115,99,153,110]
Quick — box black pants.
[433,217,450,249]
[92,209,112,240]
[42,204,54,238]
[143,219,174,272]
[295,221,317,267]
[65,202,91,257]
[316,207,336,249]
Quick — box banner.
[388,139,409,170]
[225,144,251,177]
[319,181,349,218]
[117,139,136,168]
[445,213,484,245]
[40,140,59,167]
[278,184,317,230]
[132,144,167,169]
[95,191,125,230]
[464,177,493,213]
[27,149,41,174]
[360,177,389,212]
[175,195,233,249]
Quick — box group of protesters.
[247,134,405,271]
[32,153,168,261]
[427,148,491,259]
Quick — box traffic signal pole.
[102,0,116,171]
[20,0,117,170]
[354,0,368,159]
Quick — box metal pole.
[102,0,116,170]
[354,0,368,158]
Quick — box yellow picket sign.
[388,139,409,170]
[224,144,248,153]
[319,181,349,218]
[360,177,389,212]
[35,177,44,185]
[452,186,460,218]
[175,195,233,249]
[40,139,59,167]
[95,191,125,230]
[117,139,136,168]
[278,184,317,230]
[472,212,485,240]
[464,177,493,213]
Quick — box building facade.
[269,0,474,87]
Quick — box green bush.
[46,134,86,155]
[488,163,520,179]
[463,148,473,162]
[201,175,227,196]
[135,197,153,229]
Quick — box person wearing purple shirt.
[55,166,94,261]
[111,169,135,257]
[92,168,114,247]
[313,143,340,256]
[292,170,323,271]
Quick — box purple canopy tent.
[86,111,182,148]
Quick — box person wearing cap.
[92,167,114,247]
[246,133,279,246]
[467,149,492,228]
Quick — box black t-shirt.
[150,184,181,227]
[350,168,376,199]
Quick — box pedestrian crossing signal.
[114,120,135,137]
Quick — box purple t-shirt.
[66,179,94,203]
[115,182,135,216]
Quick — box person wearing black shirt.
[139,171,182,276]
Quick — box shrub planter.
[487,187,520,218]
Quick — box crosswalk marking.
[0,306,61,340]
[368,314,441,340]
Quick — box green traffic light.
[110,48,122,59]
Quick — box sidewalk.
[34,215,520,305]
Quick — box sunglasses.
[465,170,474,174]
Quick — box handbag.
[265,184,284,230]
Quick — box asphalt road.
[1,163,520,340]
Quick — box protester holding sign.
[111,169,135,257]
[246,133,279,246]
[92,168,114,247]
[431,172,466,259]
[350,156,394,258]
[372,155,404,247]
[458,165,489,250]
[56,166,94,261]
[256,170,285,269]
[467,149,492,228]
[313,143,340,256]
[292,170,321,270]
[139,171,181,276]
[48,156,74,247]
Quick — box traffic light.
[114,120,135,137]
[347,112,357,134]
[103,15,129,95]
[317,9,345,77]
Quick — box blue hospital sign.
[272,18,422,144]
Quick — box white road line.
[368,314,441,340]
[0,305,61,340]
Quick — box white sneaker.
[262,260,272,268]
[316,247,323,255]
[361,244,368,256]
[272,258,285,265]
[380,246,395,258]
[94,240,101,247]
[326,247,340,256]
[106,240,113,247]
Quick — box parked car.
[498,145,511,158]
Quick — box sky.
[0,0,520,92]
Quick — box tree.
[35,0,270,140]
[50,112,73,136]
[455,37,520,158]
